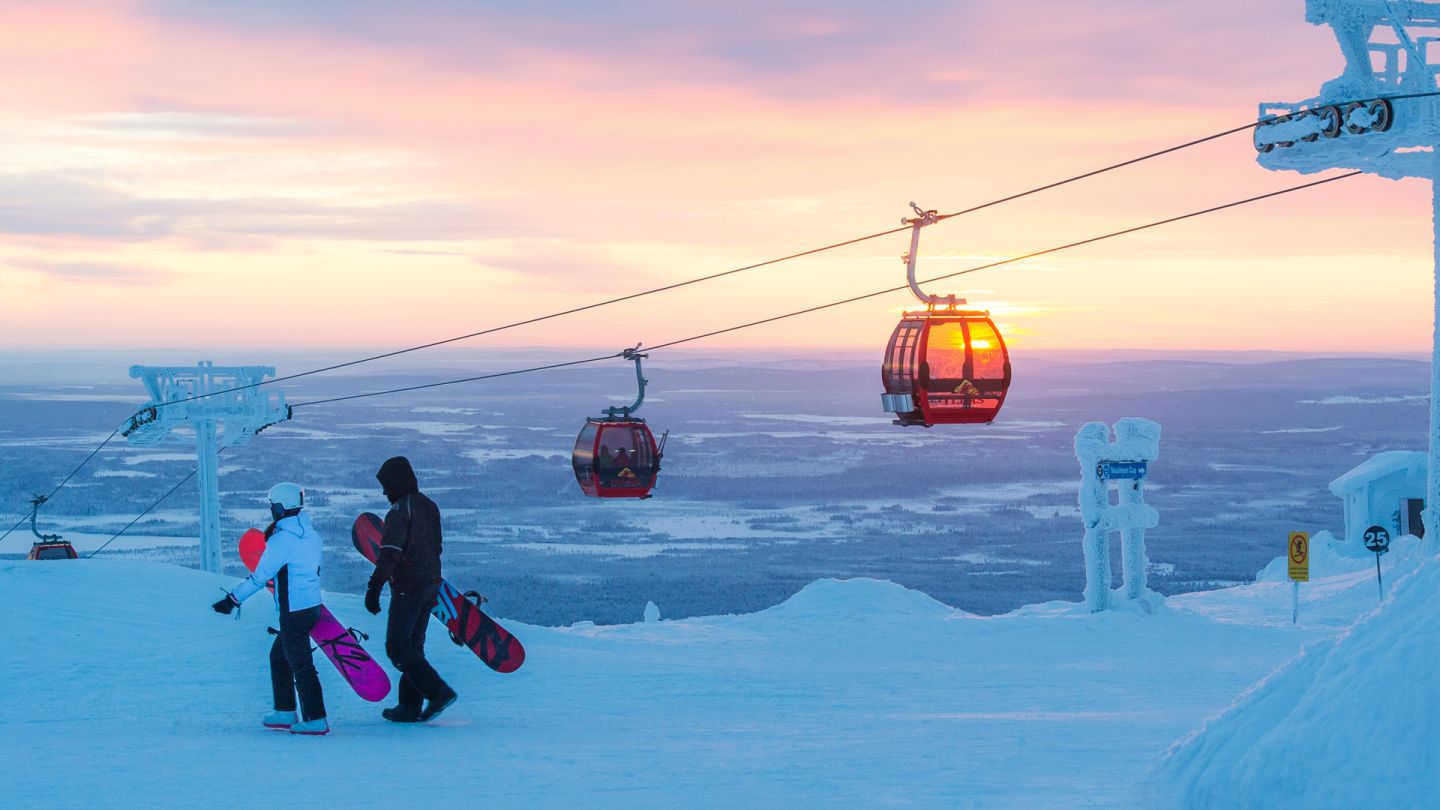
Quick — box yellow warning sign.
[1288,532,1310,582]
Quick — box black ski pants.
[386,584,451,710]
[270,606,326,722]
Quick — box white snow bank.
[1254,530,1428,582]
[1011,586,1168,619]
[756,577,959,622]
[1158,552,1440,808]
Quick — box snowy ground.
[0,547,1429,808]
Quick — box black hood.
[376,456,419,504]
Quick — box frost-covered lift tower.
[123,362,289,572]
[1255,0,1440,540]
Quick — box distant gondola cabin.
[572,419,661,498]
[27,541,78,560]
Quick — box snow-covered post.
[1075,418,1161,612]
[194,415,222,574]
[1115,418,1160,600]
[1076,423,1113,612]
[1428,163,1440,544]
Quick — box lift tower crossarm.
[1309,0,1440,26]
[124,361,289,572]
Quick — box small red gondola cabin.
[572,418,661,498]
[882,311,1011,426]
[27,541,79,560]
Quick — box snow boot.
[420,688,457,722]
[262,710,296,729]
[382,705,422,723]
[289,717,329,736]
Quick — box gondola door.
[916,317,1009,425]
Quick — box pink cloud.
[0,1,1431,354]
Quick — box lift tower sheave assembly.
[1256,0,1440,542]
[123,362,290,572]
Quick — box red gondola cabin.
[882,312,1011,426]
[27,541,78,560]
[572,418,661,498]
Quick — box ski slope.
[0,546,1431,808]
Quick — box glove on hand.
[364,578,383,615]
[211,593,240,615]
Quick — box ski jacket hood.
[376,456,419,504]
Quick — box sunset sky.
[2,0,1435,356]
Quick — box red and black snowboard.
[351,512,525,674]
[238,529,392,702]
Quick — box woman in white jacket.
[212,482,328,735]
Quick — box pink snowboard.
[239,529,391,703]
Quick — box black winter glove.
[211,593,240,615]
[364,580,383,615]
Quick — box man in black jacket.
[365,456,458,723]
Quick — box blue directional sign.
[1096,460,1148,481]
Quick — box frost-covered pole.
[1076,423,1113,612]
[195,416,222,573]
[1115,420,1159,600]
[1076,418,1160,612]
[1427,164,1440,544]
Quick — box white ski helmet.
[267,482,305,511]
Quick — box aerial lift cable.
[3,99,1393,539]
[285,171,1361,408]
[74,169,1362,553]
[98,97,1426,412]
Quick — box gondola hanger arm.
[902,203,963,311]
[28,495,61,542]
[604,344,648,419]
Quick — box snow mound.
[1255,530,1428,582]
[1011,586,1169,619]
[758,577,958,623]
[1159,551,1440,808]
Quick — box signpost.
[1287,531,1309,624]
[1074,419,1161,612]
[1363,524,1391,602]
